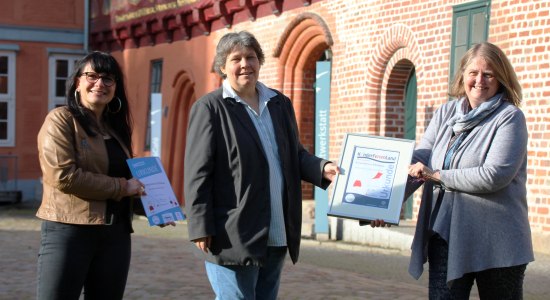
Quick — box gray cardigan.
[407,99,534,283]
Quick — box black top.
[104,137,131,227]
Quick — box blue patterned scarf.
[446,93,504,134]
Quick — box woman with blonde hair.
[393,42,533,299]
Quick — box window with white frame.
[48,55,81,110]
[0,52,16,147]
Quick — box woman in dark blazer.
[184,31,339,300]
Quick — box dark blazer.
[184,87,330,266]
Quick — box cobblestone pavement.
[1,205,548,299]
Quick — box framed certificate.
[327,133,415,225]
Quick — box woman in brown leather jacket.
[36,51,144,300]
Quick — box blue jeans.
[37,220,131,300]
[205,246,287,300]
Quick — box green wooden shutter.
[450,1,490,81]
[404,69,417,219]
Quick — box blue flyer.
[126,157,185,226]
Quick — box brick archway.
[363,24,423,219]
[381,54,415,138]
[273,12,333,199]
[164,70,197,204]
[364,24,423,136]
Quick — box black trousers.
[428,235,526,300]
[37,220,131,300]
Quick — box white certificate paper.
[126,157,185,226]
[343,147,400,209]
[328,134,415,225]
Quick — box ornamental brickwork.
[3,0,548,253]
[91,0,550,253]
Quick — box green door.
[404,69,417,219]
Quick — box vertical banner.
[314,61,331,234]
[150,93,162,157]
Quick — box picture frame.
[327,133,415,225]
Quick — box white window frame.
[0,51,16,147]
[48,54,81,110]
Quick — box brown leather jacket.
[36,107,130,225]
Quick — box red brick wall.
[100,0,549,238]
[209,0,550,233]
[9,0,548,244]
[488,0,550,234]
[0,0,83,28]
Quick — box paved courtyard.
[2,205,549,299]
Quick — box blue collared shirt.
[222,80,287,246]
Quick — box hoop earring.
[107,97,122,114]
[74,90,80,104]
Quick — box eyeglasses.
[81,72,116,87]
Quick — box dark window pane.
[0,76,7,94]
[56,60,68,77]
[471,12,486,44]
[453,45,467,76]
[146,60,163,151]
[455,15,468,46]
[55,79,66,97]
[451,2,489,82]
[0,122,6,139]
[0,57,7,74]
[102,0,111,15]
[151,60,162,93]
[91,0,98,18]
[0,102,7,120]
